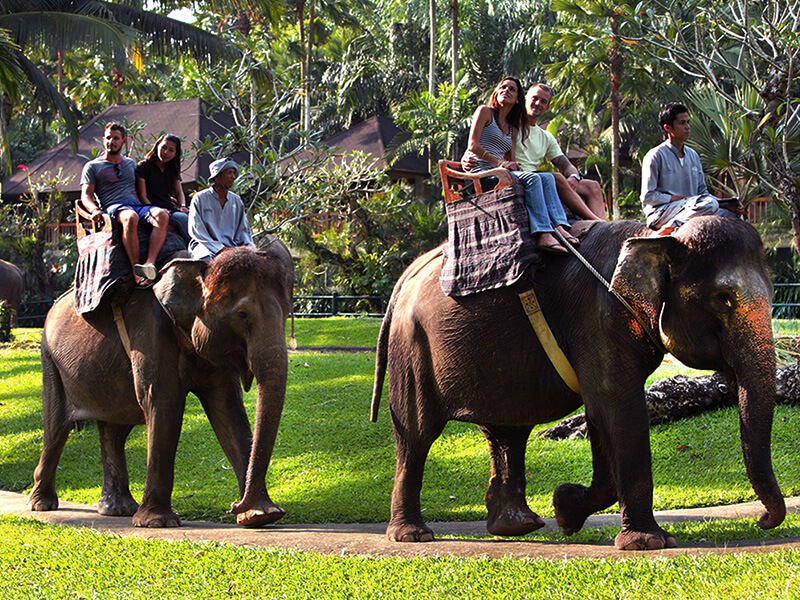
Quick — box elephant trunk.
[730,304,785,529]
[230,345,287,515]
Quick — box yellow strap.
[518,288,580,394]
[112,303,132,359]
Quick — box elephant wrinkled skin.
[371,216,785,550]
[28,243,293,528]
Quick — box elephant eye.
[712,290,736,311]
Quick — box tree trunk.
[609,15,622,220]
[303,1,315,132]
[539,363,800,440]
[451,0,458,86]
[429,0,437,96]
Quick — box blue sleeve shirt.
[640,140,711,219]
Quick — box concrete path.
[3,490,800,560]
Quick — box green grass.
[288,316,382,347]
[2,515,800,599]
[3,321,800,597]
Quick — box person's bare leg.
[554,173,603,220]
[117,209,141,271]
[143,208,169,267]
[576,179,606,220]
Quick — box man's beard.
[106,146,122,156]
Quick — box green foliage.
[687,86,768,204]
[0,303,13,343]
[389,78,475,170]
[0,166,74,297]
[284,151,446,296]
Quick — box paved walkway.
[3,490,800,560]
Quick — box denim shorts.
[105,202,163,223]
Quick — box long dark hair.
[487,76,529,143]
[145,133,182,180]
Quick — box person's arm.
[504,128,520,171]
[641,149,673,208]
[188,195,224,259]
[463,106,505,169]
[552,154,583,191]
[234,204,255,248]
[135,176,152,205]
[80,182,105,225]
[172,178,187,213]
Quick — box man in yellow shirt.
[515,83,606,221]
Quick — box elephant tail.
[370,295,394,422]
[371,245,444,423]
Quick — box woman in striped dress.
[461,76,578,254]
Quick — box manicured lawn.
[2,321,800,597]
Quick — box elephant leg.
[387,409,445,543]
[96,421,139,516]
[553,415,618,535]
[28,358,71,512]
[195,375,284,527]
[479,424,544,536]
[132,377,185,528]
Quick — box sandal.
[134,263,158,281]
[562,234,581,246]
[538,242,568,254]
[135,275,155,288]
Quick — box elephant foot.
[97,494,139,517]
[486,497,545,537]
[387,520,435,543]
[236,502,285,528]
[615,526,677,551]
[132,504,182,528]
[27,489,59,512]
[552,483,594,536]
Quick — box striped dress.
[469,112,512,173]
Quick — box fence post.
[331,292,339,316]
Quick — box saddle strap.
[112,302,132,359]
[518,288,580,394]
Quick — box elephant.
[28,243,293,528]
[370,215,786,550]
[0,258,24,318]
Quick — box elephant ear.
[609,236,685,330]
[153,258,208,326]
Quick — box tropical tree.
[543,0,653,219]
[387,78,475,176]
[622,0,800,249]
[0,0,242,169]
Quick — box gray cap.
[209,158,239,180]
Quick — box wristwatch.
[568,173,582,181]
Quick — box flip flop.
[538,243,568,254]
[134,263,158,281]
[135,276,155,288]
[562,235,581,246]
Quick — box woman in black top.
[135,134,190,244]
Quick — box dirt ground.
[3,490,800,561]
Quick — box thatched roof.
[2,98,244,199]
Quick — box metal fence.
[14,285,800,328]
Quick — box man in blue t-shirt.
[80,122,170,286]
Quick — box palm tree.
[544,0,649,219]
[0,0,242,167]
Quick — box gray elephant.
[0,259,24,324]
[28,243,293,527]
[371,216,785,550]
